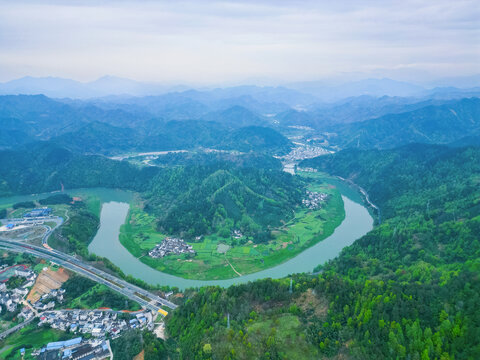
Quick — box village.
[302,191,329,210]
[38,308,153,337]
[0,265,37,313]
[149,237,196,258]
[34,337,112,360]
[0,261,163,360]
[281,144,331,163]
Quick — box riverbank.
[118,176,345,280]
[87,191,372,289]
[0,183,374,290]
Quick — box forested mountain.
[218,126,292,154]
[0,142,157,196]
[329,98,480,149]
[272,96,479,130]
[0,95,291,155]
[202,106,267,127]
[52,120,229,155]
[151,152,283,170]
[0,94,144,137]
[0,142,300,239]
[144,164,302,238]
[51,121,290,155]
[166,144,480,359]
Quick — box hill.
[0,143,299,240]
[144,164,301,239]
[202,105,267,127]
[166,143,480,358]
[329,97,480,149]
[219,126,292,154]
[151,152,283,170]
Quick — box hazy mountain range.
[1,75,479,103]
[0,73,479,156]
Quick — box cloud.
[0,0,478,84]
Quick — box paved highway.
[0,240,177,312]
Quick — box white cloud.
[0,0,478,84]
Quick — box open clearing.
[27,267,69,303]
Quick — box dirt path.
[224,255,242,276]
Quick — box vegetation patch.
[120,174,345,280]
[0,324,77,360]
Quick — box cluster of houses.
[38,309,153,338]
[302,191,329,210]
[149,237,196,258]
[282,145,331,162]
[296,167,318,173]
[0,267,36,313]
[232,229,243,239]
[33,337,112,360]
[34,287,65,310]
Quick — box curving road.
[0,240,177,312]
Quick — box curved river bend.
[88,194,373,290]
[0,187,373,290]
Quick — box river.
[88,193,373,289]
[0,186,373,290]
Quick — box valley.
[0,74,478,360]
[2,2,480,358]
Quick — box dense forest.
[164,143,480,359]
[0,142,302,239]
[151,152,283,170]
[144,163,302,239]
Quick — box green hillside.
[219,126,292,155]
[330,98,480,149]
[144,165,302,239]
[165,144,480,359]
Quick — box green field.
[0,324,77,359]
[119,174,346,280]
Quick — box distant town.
[281,145,332,163]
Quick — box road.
[0,214,177,311]
[336,176,381,224]
[0,317,35,340]
[0,240,177,312]
[0,216,63,244]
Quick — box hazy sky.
[0,0,479,84]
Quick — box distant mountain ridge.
[328,97,480,149]
[3,75,479,103]
[0,94,291,155]
[0,76,183,98]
